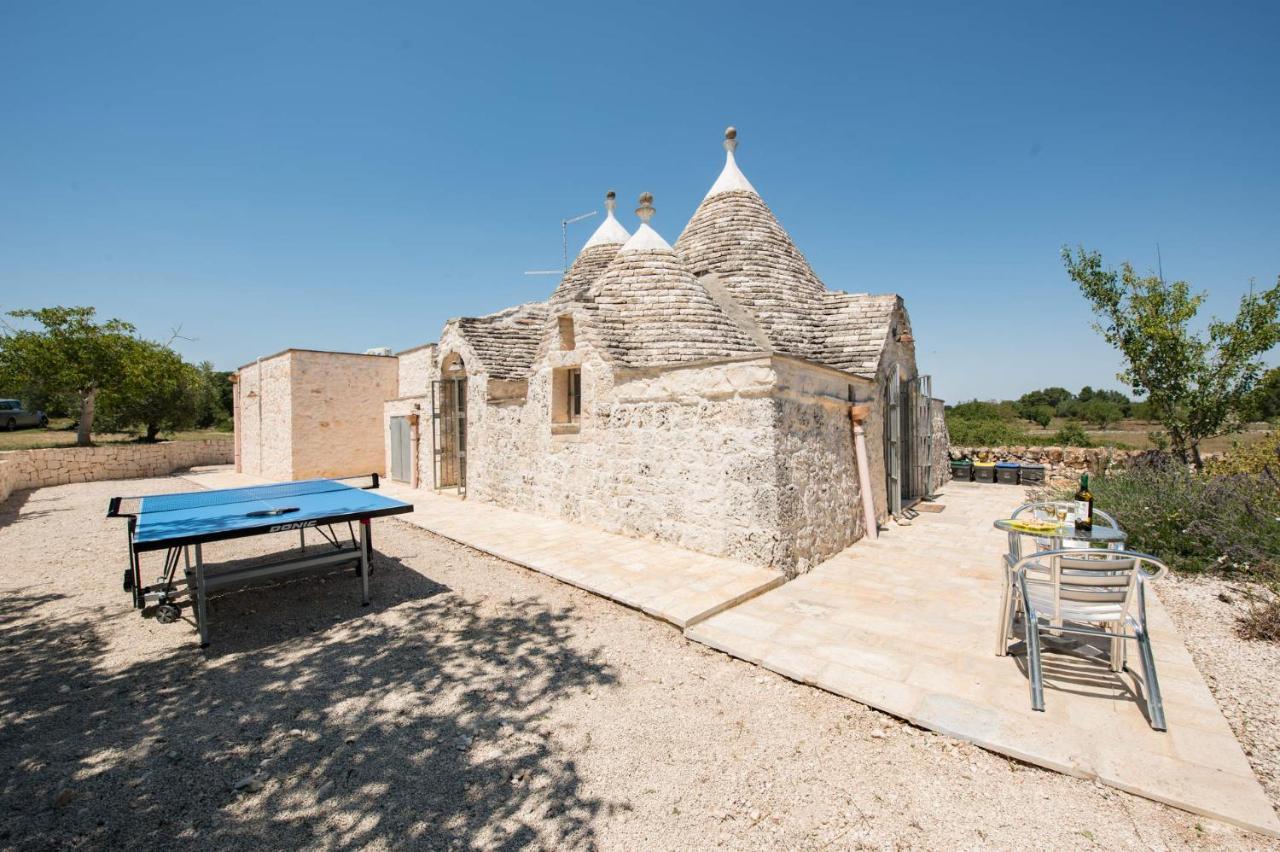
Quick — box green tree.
[1063,248,1280,468]
[1024,404,1055,428]
[1079,398,1123,429]
[98,339,201,441]
[1242,366,1280,421]
[0,306,134,446]
[192,362,233,429]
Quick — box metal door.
[389,416,410,482]
[431,378,467,495]
[906,375,934,500]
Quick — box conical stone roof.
[549,191,630,310]
[675,127,902,379]
[585,193,761,368]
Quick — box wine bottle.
[1073,474,1093,532]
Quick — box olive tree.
[97,339,201,441]
[1063,248,1280,468]
[0,307,134,446]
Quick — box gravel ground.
[2,476,1277,851]
[1159,574,1280,808]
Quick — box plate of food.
[1008,519,1060,534]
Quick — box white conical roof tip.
[705,125,757,199]
[582,189,631,249]
[620,191,672,252]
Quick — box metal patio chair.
[1007,548,1169,731]
[994,502,1123,656]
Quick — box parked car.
[0,399,48,430]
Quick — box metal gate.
[431,378,467,495]
[885,366,902,516]
[886,370,934,515]
[389,416,411,483]
[907,375,934,501]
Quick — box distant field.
[0,418,232,452]
[1020,418,1274,453]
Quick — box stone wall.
[396,343,437,398]
[930,398,949,493]
[236,349,399,480]
[948,444,1149,484]
[236,352,294,480]
[0,440,234,503]
[289,350,399,479]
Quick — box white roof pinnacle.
[704,126,758,199]
[582,190,631,249]
[620,192,672,252]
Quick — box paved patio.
[375,482,785,629]
[686,480,1280,837]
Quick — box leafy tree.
[1022,387,1074,409]
[0,307,134,445]
[192,362,233,429]
[1063,248,1280,469]
[1080,398,1124,429]
[1242,367,1280,422]
[946,400,1005,421]
[1024,404,1055,428]
[98,339,201,441]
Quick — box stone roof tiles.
[452,301,550,380]
[584,194,762,369]
[675,129,904,380]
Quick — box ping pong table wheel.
[123,570,134,592]
[155,603,182,624]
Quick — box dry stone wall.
[0,440,233,503]
[948,445,1150,485]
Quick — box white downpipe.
[851,408,878,540]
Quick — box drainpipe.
[230,372,242,472]
[408,408,421,489]
[850,404,878,540]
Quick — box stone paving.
[686,481,1280,837]
[377,482,785,629]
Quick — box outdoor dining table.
[993,517,1128,549]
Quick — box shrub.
[1204,430,1280,477]
[947,400,1005,421]
[1057,454,1280,581]
[946,417,1029,446]
[1238,586,1280,642]
[1052,423,1094,447]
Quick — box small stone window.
[558,315,576,351]
[551,367,581,433]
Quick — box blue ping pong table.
[108,474,413,646]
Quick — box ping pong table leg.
[194,543,210,647]
[359,519,370,607]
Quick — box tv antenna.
[524,209,598,276]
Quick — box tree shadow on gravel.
[1,549,619,850]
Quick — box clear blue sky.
[2,1,1277,401]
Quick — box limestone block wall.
[930,398,950,492]
[0,440,234,503]
[396,343,437,398]
[289,350,399,479]
[236,353,294,480]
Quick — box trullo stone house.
[234,128,946,576]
